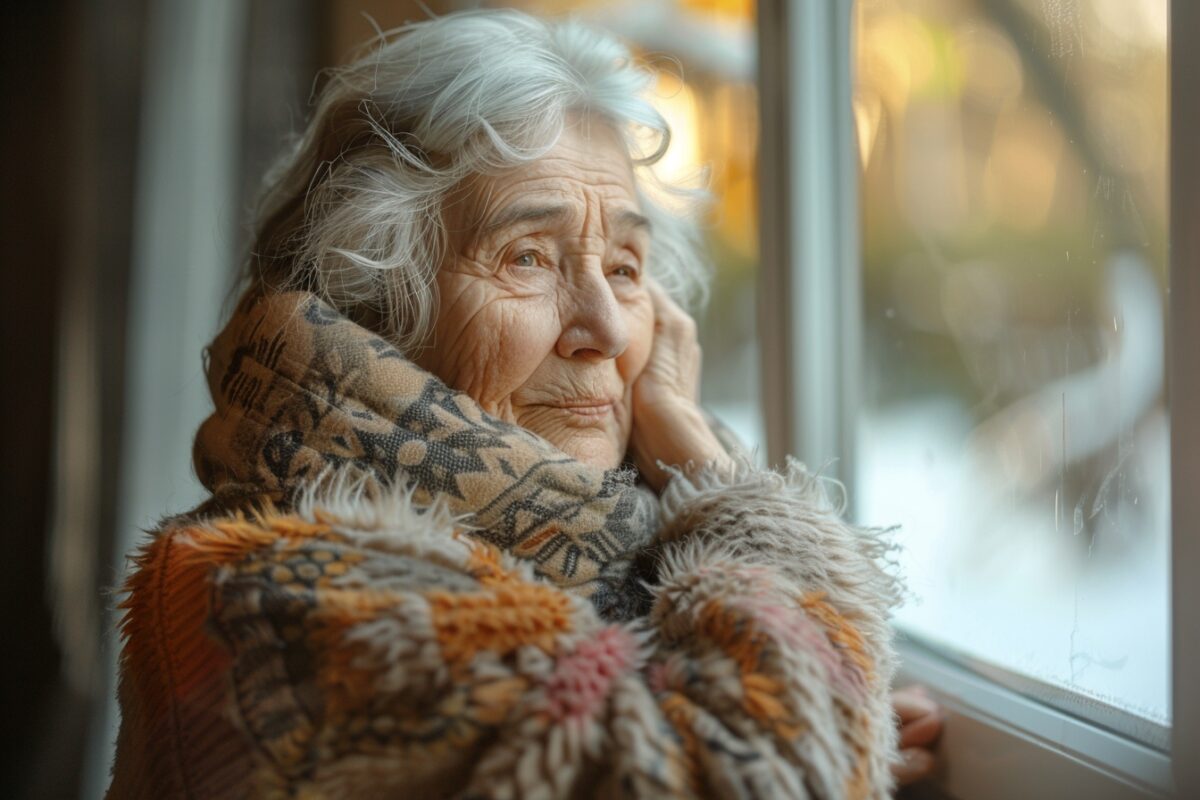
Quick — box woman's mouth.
[548,398,617,417]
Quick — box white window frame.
[756,1,1196,796]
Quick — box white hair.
[249,8,711,353]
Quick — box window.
[855,0,1169,729]
[760,0,1195,795]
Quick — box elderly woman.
[108,10,938,799]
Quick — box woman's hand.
[629,281,732,491]
[891,685,944,786]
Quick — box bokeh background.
[855,0,1170,738]
[0,0,1170,796]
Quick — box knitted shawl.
[108,291,901,799]
[191,290,661,620]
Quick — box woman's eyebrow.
[482,204,571,234]
[613,209,652,233]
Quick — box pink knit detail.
[732,596,868,700]
[544,626,638,721]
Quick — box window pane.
[855,0,1169,724]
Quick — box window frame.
[756,0,1194,796]
[1168,0,1199,793]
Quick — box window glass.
[855,0,1169,723]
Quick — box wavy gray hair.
[249,8,710,354]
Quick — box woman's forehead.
[478,203,649,235]
[449,130,644,236]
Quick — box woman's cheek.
[423,271,560,408]
[471,296,562,404]
[497,295,562,359]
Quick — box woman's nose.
[556,266,630,361]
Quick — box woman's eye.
[512,251,538,268]
[611,263,639,279]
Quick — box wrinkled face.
[415,122,655,469]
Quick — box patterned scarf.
[192,290,660,617]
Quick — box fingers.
[892,747,936,786]
[893,685,940,724]
[644,277,669,326]
[899,708,944,749]
[891,685,944,786]
[645,279,695,335]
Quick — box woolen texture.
[107,291,901,799]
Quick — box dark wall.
[0,3,336,796]
[0,2,148,796]
[0,3,73,795]
[0,0,325,794]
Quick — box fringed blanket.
[108,291,901,799]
